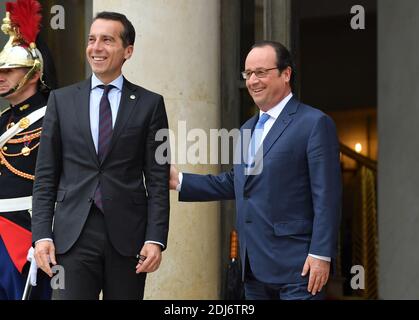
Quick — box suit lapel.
[101,77,139,164]
[261,96,298,158]
[74,78,99,166]
[244,97,299,184]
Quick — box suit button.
[243,194,249,200]
[88,198,93,203]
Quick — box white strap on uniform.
[0,106,47,149]
[0,196,32,213]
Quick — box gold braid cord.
[0,127,42,181]
[353,166,378,299]
[1,142,40,157]
[12,126,42,139]
[0,151,34,180]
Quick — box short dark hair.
[251,41,296,91]
[93,11,136,47]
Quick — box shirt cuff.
[35,238,53,245]
[176,172,183,192]
[145,240,165,250]
[309,254,331,262]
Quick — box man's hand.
[169,165,180,190]
[301,255,330,295]
[34,240,57,277]
[135,243,162,274]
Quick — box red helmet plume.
[6,0,42,47]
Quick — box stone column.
[93,0,221,299]
[378,0,419,299]
[266,0,291,47]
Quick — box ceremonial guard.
[0,0,57,300]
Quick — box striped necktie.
[97,84,114,161]
[93,84,114,212]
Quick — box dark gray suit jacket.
[32,77,170,256]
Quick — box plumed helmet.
[0,0,51,96]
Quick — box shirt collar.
[91,73,124,91]
[260,92,293,120]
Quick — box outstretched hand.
[169,165,180,190]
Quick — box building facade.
[1,0,414,299]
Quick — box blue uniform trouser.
[0,236,25,299]
[0,236,51,300]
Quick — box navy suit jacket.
[180,97,342,284]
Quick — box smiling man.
[170,41,342,300]
[32,12,170,300]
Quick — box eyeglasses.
[241,67,279,80]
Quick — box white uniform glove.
[26,247,38,286]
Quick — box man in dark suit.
[32,12,170,300]
[170,41,341,300]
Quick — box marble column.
[378,0,419,299]
[93,0,221,299]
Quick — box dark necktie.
[94,84,114,212]
[97,84,114,162]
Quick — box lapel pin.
[130,95,136,100]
